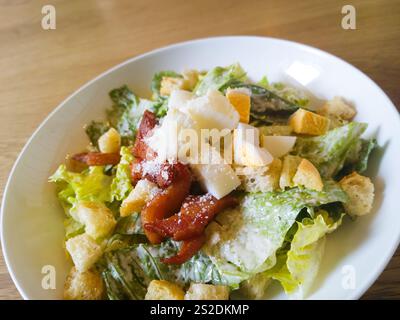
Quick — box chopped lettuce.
[115,212,144,235]
[49,165,112,213]
[64,217,85,239]
[101,244,166,300]
[293,122,367,178]
[204,182,347,282]
[267,212,343,299]
[106,85,143,145]
[110,147,134,201]
[194,63,246,96]
[85,121,110,148]
[341,138,377,177]
[100,241,236,299]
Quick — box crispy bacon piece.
[141,163,192,244]
[131,160,177,188]
[161,234,206,264]
[144,194,238,241]
[132,110,158,160]
[72,152,120,166]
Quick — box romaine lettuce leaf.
[64,217,85,239]
[194,63,246,96]
[85,121,110,148]
[267,212,343,299]
[293,122,367,178]
[110,147,134,201]
[107,85,141,145]
[100,241,236,300]
[204,182,347,282]
[49,164,112,213]
[340,138,377,177]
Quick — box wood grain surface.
[0,0,399,300]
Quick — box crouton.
[184,283,230,300]
[64,267,104,300]
[120,179,161,217]
[226,88,251,123]
[259,125,293,136]
[235,158,282,192]
[293,159,323,191]
[289,108,330,136]
[75,201,116,239]
[339,172,374,216]
[145,280,185,300]
[160,77,185,96]
[65,234,103,272]
[181,69,199,91]
[279,155,302,189]
[317,97,356,121]
[98,128,121,153]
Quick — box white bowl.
[2,36,400,300]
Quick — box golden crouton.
[293,158,323,191]
[226,89,251,123]
[184,283,230,300]
[279,155,302,189]
[317,97,356,121]
[76,201,116,239]
[289,108,330,136]
[181,69,199,91]
[160,77,185,96]
[120,179,161,217]
[145,280,185,300]
[65,234,103,272]
[98,128,121,153]
[339,172,374,216]
[235,158,282,192]
[64,267,104,300]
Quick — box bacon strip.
[72,152,120,166]
[144,194,238,241]
[132,110,158,160]
[161,234,206,264]
[141,163,192,244]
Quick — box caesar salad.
[49,64,376,300]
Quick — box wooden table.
[0,0,399,300]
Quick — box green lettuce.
[49,165,112,213]
[107,85,140,145]
[267,212,344,299]
[340,138,377,177]
[85,121,110,148]
[100,241,235,300]
[110,147,134,201]
[204,182,348,282]
[194,63,246,96]
[293,122,367,178]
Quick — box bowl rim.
[1,35,399,300]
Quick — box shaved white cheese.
[185,89,240,130]
[233,123,273,166]
[261,135,297,158]
[168,89,193,112]
[190,144,240,199]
